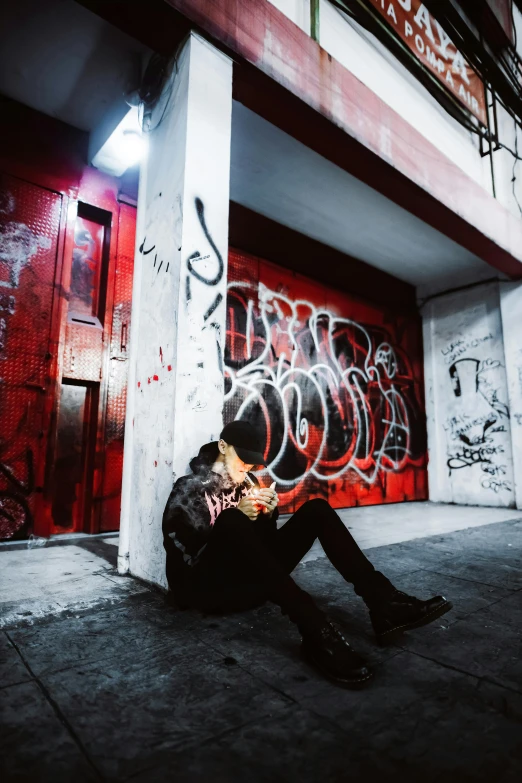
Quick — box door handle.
[120,323,127,352]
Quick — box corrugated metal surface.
[225,248,427,513]
[0,101,138,539]
[0,173,62,539]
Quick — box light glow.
[91,106,146,177]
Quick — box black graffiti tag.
[481,477,512,493]
[186,198,224,287]
[447,444,504,472]
[185,198,225,384]
[139,237,155,255]
[139,236,172,281]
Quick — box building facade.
[0,0,521,590]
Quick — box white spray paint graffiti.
[225,282,425,491]
[0,191,52,355]
[0,206,52,290]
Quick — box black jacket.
[162,443,279,586]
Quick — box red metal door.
[99,201,136,532]
[48,200,136,536]
[0,173,62,540]
[225,249,428,513]
[49,204,111,536]
[0,173,136,541]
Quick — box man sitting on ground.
[162,420,452,688]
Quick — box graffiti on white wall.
[443,354,512,495]
[424,283,518,508]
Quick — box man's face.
[221,441,254,484]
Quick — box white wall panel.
[500,281,522,509]
[423,283,515,508]
[267,0,311,34]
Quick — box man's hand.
[237,495,260,520]
[253,486,279,516]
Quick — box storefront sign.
[369,1,487,125]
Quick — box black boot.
[367,589,453,645]
[301,619,373,688]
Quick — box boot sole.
[300,647,374,689]
[375,599,453,646]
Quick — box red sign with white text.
[369,0,487,125]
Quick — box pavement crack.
[5,630,107,781]
[401,648,522,698]
[0,676,34,691]
[420,567,518,591]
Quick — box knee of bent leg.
[296,498,331,529]
[303,498,330,511]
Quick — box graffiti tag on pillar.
[186,198,224,286]
[139,236,171,283]
[181,198,226,410]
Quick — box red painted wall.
[0,98,136,540]
[0,174,62,540]
[224,249,428,513]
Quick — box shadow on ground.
[1,519,521,782]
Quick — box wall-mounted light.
[90,106,146,177]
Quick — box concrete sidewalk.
[2,502,521,629]
[294,500,522,564]
[1,510,521,782]
[0,537,148,630]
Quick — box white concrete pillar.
[422,282,516,508]
[500,281,522,510]
[118,33,232,586]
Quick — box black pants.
[182,498,393,633]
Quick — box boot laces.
[322,621,347,644]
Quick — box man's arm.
[162,479,209,561]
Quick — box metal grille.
[63,322,104,382]
[0,173,62,539]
